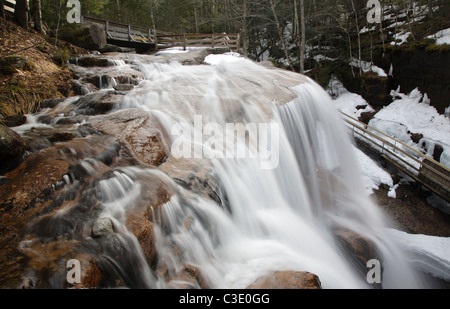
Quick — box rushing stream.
[6,49,435,289]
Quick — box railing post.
[128,25,131,41]
[105,20,109,37]
[183,34,187,51]
[211,33,215,48]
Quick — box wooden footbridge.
[81,16,240,53]
[342,113,450,203]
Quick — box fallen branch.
[4,44,39,57]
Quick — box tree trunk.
[241,0,248,56]
[32,0,42,33]
[350,0,362,75]
[299,0,306,74]
[15,0,29,30]
[269,0,295,72]
[54,0,63,45]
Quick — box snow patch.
[353,146,394,195]
[369,88,450,167]
[350,58,387,77]
[427,28,450,46]
[388,229,450,282]
[204,52,243,66]
[327,77,375,119]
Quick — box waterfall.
[114,53,428,289]
[10,52,433,289]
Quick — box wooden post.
[183,34,187,51]
[211,33,215,48]
[148,28,151,43]
[105,20,109,37]
[128,25,131,41]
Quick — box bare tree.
[350,0,362,75]
[269,0,295,71]
[299,0,305,74]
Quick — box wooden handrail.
[342,112,450,172]
[342,112,450,202]
[81,16,240,51]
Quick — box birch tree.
[269,0,295,71]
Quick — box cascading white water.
[98,52,430,289]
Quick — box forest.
[26,0,446,74]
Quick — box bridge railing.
[342,112,450,202]
[81,16,240,52]
[82,16,169,45]
[156,33,241,52]
[2,0,25,13]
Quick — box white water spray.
[101,53,429,289]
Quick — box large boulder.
[247,271,322,289]
[61,22,107,51]
[91,109,169,167]
[0,56,34,75]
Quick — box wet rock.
[99,44,123,53]
[332,224,380,284]
[40,98,67,109]
[160,157,223,205]
[92,218,114,237]
[410,133,424,144]
[247,271,322,289]
[0,151,70,287]
[359,111,376,124]
[168,264,208,289]
[18,239,103,289]
[125,172,176,267]
[206,47,232,55]
[70,79,99,95]
[48,131,79,143]
[81,75,115,89]
[91,109,169,166]
[127,213,157,267]
[113,84,135,92]
[70,56,110,68]
[433,144,444,162]
[0,115,27,127]
[0,124,26,174]
[75,91,124,115]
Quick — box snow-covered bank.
[327,75,450,169]
[388,229,450,283]
[369,88,450,168]
[428,28,450,46]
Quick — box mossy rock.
[60,22,106,51]
[0,56,34,75]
